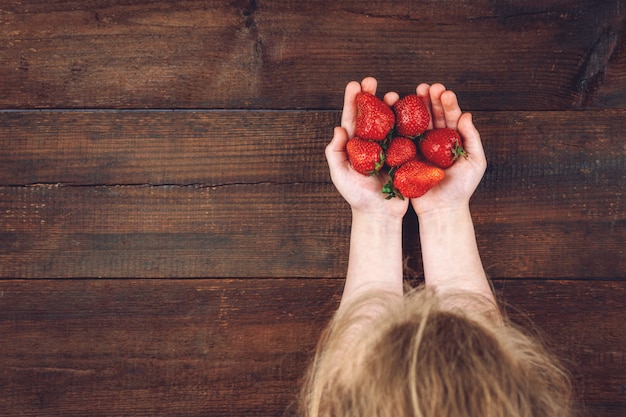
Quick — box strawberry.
[346,137,385,175]
[419,128,467,169]
[355,92,395,141]
[383,160,444,199]
[392,94,430,138]
[385,136,417,167]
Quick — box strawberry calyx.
[382,167,404,200]
[452,143,467,161]
[382,180,404,200]
[368,150,386,176]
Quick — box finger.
[457,113,486,164]
[325,126,350,172]
[429,83,447,128]
[416,83,433,129]
[440,90,462,130]
[341,81,362,137]
[360,76,378,95]
[383,91,400,107]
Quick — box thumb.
[325,126,350,172]
[341,81,362,139]
[458,113,485,163]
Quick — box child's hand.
[410,83,487,216]
[325,78,409,219]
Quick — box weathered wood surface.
[1,110,625,187]
[0,279,340,417]
[1,0,625,416]
[0,279,624,417]
[1,110,624,279]
[1,181,623,279]
[1,0,625,110]
[495,280,626,417]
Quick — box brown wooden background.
[1,1,624,416]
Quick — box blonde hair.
[300,286,573,417]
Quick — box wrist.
[416,201,472,225]
[343,205,405,305]
[351,209,405,232]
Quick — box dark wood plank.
[0,182,623,279]
[0,279,623,416]
[1,0,624,110]
[494,279,626,417]
[0,110,337,186]
[0,279,341,417]
[2,109,625,186]
[0,183,352,279]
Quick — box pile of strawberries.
[347,92,466,199]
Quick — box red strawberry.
[383,160,445,199]
[355,92,395,141]
[385,136,417,167]
[419,128,467,169]
[393,94,430,138]
[346,137,385,175]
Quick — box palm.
[333,166,410,218]
[411,154,484,214]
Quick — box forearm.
[341,211,405,307]
[418,204,495,303]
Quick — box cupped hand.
[325,77,409,219]
[410,83,487,216]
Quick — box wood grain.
[495,279,626,417]
[0,111,337,186]
[0,279,623,417]
[1,110,625,186]
[0,183,351,279]
[1,0,624,110]
[0,279,340,417]
[1,1,624,416]
[1,110,623,279]
[0,182,623,279]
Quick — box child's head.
[300,287,572,417]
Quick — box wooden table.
[1,1,624,416]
